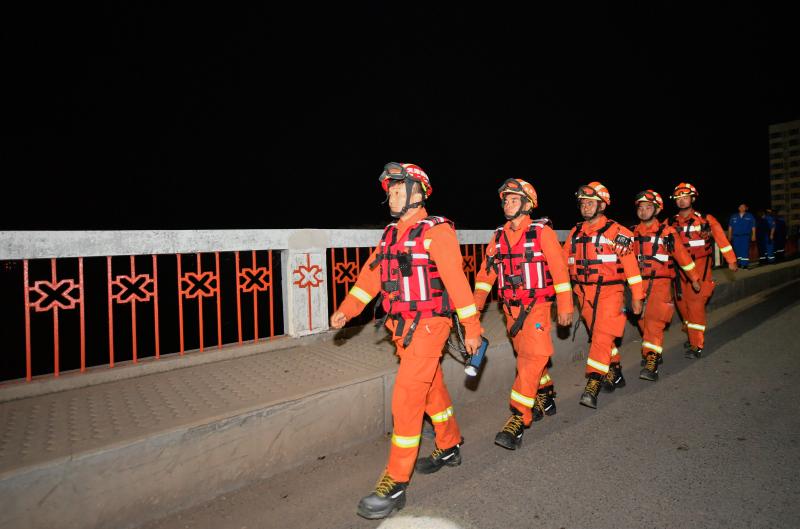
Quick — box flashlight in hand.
[464,337,489,377]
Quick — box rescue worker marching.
[632,190,701,381]
[563,182,644,409]
[472,178,573,450]
[330,162,482,520]
[668,183,737,359]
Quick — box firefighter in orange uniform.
[472,178,573,450]
[331,162,482,520]
[668,183,737,359]
[632,190,701,381]
[563,182,644,408]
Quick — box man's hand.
[728,261,738,272]
[558,312,573,327]
[631,298,643,315]
[330,311,347,329]
[464,336,481,355]
[691,280,701,293]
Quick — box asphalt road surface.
[140,281,800,529]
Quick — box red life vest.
[633,223,676,279]
[490,220,555,306]
[568,220,629,285]
[374,216,453,320]
[670,211,712,260]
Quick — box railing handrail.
[1,228,572,260]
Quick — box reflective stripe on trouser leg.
[388,324,455,482]
[510,353,549,426]
[641,279,673,357]
[681,278,708,348]
[538,371,553,390]
[425,362,461,451]
[506,302,554,425]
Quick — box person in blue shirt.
[773,211,787,260]
[758,209,777,264]
[727,203,756,269]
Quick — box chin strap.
[390,179,425,218]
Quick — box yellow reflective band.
[539,373,552,385]
[554,282,571,293]
[349,286,374,305]
[610,347,619,357]
[642,341,663,354]
[510,389,535,407]
[391,434,421,448]
[627,275,643,285]
[430,406,454,424]
[720,245,733,253]
[456,304,478,319]
[475,282,493,293]
[681,262,696,271]
[687,322,706,331]
[587,358,610,373]
[423,239,432,250]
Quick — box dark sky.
[3,4,798,231]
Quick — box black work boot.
[356,472,408,520]
[414,444,461,474]
[611,363,626,388]
[639,352,659,381]
[532,387,557,422]
[641,354,663,366]
[495,412,525,450]
[602,364,625,392]
[579,373,603,409]
[685,345,703,359]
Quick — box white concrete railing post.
[282,229,330,336]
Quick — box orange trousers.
[386,316,461,482]
[505,302,554,426]
[576,284,626,376]
[675,256,715,349]
[638,278,675,358]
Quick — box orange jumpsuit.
[669,211,735,349]
[337,208,480,483]
[473,217,573,426]
[563,215,645,376]
[632,220,700,358]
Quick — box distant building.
[769,119,800,234]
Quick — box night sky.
[4,4,798,231]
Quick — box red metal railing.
[9,251,282,383]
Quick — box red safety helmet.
[634,189,664,210]
[498,178,538,208]
[576,181,611,206]
[379,162,433,197]
[670,182,698,199]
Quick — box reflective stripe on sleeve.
[349,286,374,305]
[554,282,571,293]
[456,304,478,319]
[475,282,493,293]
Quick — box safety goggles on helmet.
[379,162,409,187]
[575,185,602,201]
[670,184,697,199]
[635,190,663,208]
[379,162,431,196]
[498,178,524,196]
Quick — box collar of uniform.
[675,210,695,224]
[635,220,661,235]
[505,214,532,234]
[580,214,607,235]
[394,207,429,237]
